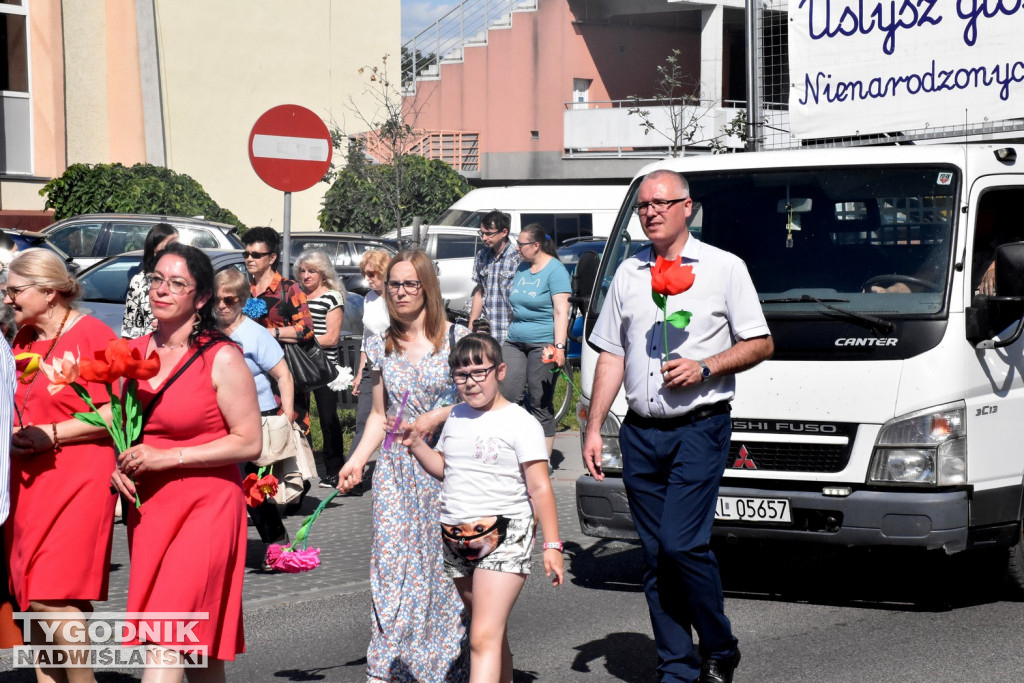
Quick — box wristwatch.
[542,541,564,552]
[554,343,566,350]
[274,327,281,340]
[698,359,712,382]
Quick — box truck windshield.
[591,166,959,322]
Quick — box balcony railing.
[563,98,754,157]
[354,129,480,172]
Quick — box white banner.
[788,1,1024,139]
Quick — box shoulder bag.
[282,336,338,392]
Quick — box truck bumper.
[576,475,971,552]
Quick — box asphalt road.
[2,432,1023,681]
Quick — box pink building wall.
[408,1,701,159]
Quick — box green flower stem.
[662,304,669,365]
[71,382,141,508]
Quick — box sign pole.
[282,191,292,279]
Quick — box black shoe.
[699,649,741,683]
[319,475,338,489]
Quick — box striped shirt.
[307,289,344,364]
[0,336,14,524]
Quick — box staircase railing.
[402,0,538,95]
[354,129,481,172]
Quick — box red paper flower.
[541,344,557,364]
[243,472,279,506]
[80,339,160,384]
[651,256,695,296]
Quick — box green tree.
[320,54,469,234]
[319,150,469,235]
[39,163,245,229]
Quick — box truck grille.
[727,441,850,473]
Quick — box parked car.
[557,236,608,277]
[1,228,81,275]
[284,231,398,294]
[76,249,364,338]
[43,213,243,270]
[383,225,482,311]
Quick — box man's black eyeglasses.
[450,365,497,384]
[634,198,689,215]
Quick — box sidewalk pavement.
[97,431,597,612]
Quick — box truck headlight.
[868,404,966,486]
[576,402,624,473]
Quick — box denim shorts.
[443,516,536,578]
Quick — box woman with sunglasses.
[502,223,571,456]
[345,249,391,479]
[338,250,469,683]
[5,249,119,682]
[241,227,314,512]
[214,268,293,556]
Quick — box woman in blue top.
[501,223,571,455]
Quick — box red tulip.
[243,472,279,507]
[651,256,695,296]
[80,339,160,384]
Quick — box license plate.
[715,496,791,523]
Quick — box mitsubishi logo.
[732,445,757,470]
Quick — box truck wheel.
[1006,525,1024,597]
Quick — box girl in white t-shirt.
[395,332,564,682]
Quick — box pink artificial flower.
[39,351,81,395]
[265,544,322,573]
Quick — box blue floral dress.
[364,325,469,682]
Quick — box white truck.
[574,142,1024,592]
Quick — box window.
[176,226,219,249]
[106,223,152,255]
[521,213,594,246]
[48,223,103,258]
[435,235,479,260]
[0,1,29,173]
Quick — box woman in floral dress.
[339,249,469,682]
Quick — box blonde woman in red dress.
[111,243,261,682]
[6,248,118,683]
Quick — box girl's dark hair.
[520,223,558,257]
[158,242,229,348]
[142,223,179,273]
[449,333,504,371]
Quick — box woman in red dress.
[5,248,118,683]
[111,243,261,682]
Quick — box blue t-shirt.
[506,257,571,344]
[230,316,285,412]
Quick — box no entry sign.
[248,105,333,193]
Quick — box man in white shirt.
[583,170,773,683]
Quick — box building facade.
[402,0,746,184]
[0,0,400,229]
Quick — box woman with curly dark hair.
[112,243,261,676]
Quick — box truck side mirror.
[570,251,601,317]
[967,241,1024,348]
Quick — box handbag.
[441,516,510,561]
[256,414,296,466]
[267,423,317,506]
[282,337,338,392]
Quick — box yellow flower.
[14,352,41,382]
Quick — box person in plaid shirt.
[469,211,520,343]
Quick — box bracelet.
[274,327,280,339]
[542,540,564,552]
[178,449,184,468]
[51,423,62,454]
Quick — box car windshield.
[591,165,959,322]
[78,255,140,303]
[435,209,485,227]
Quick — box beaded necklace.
[16,307,74,426]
